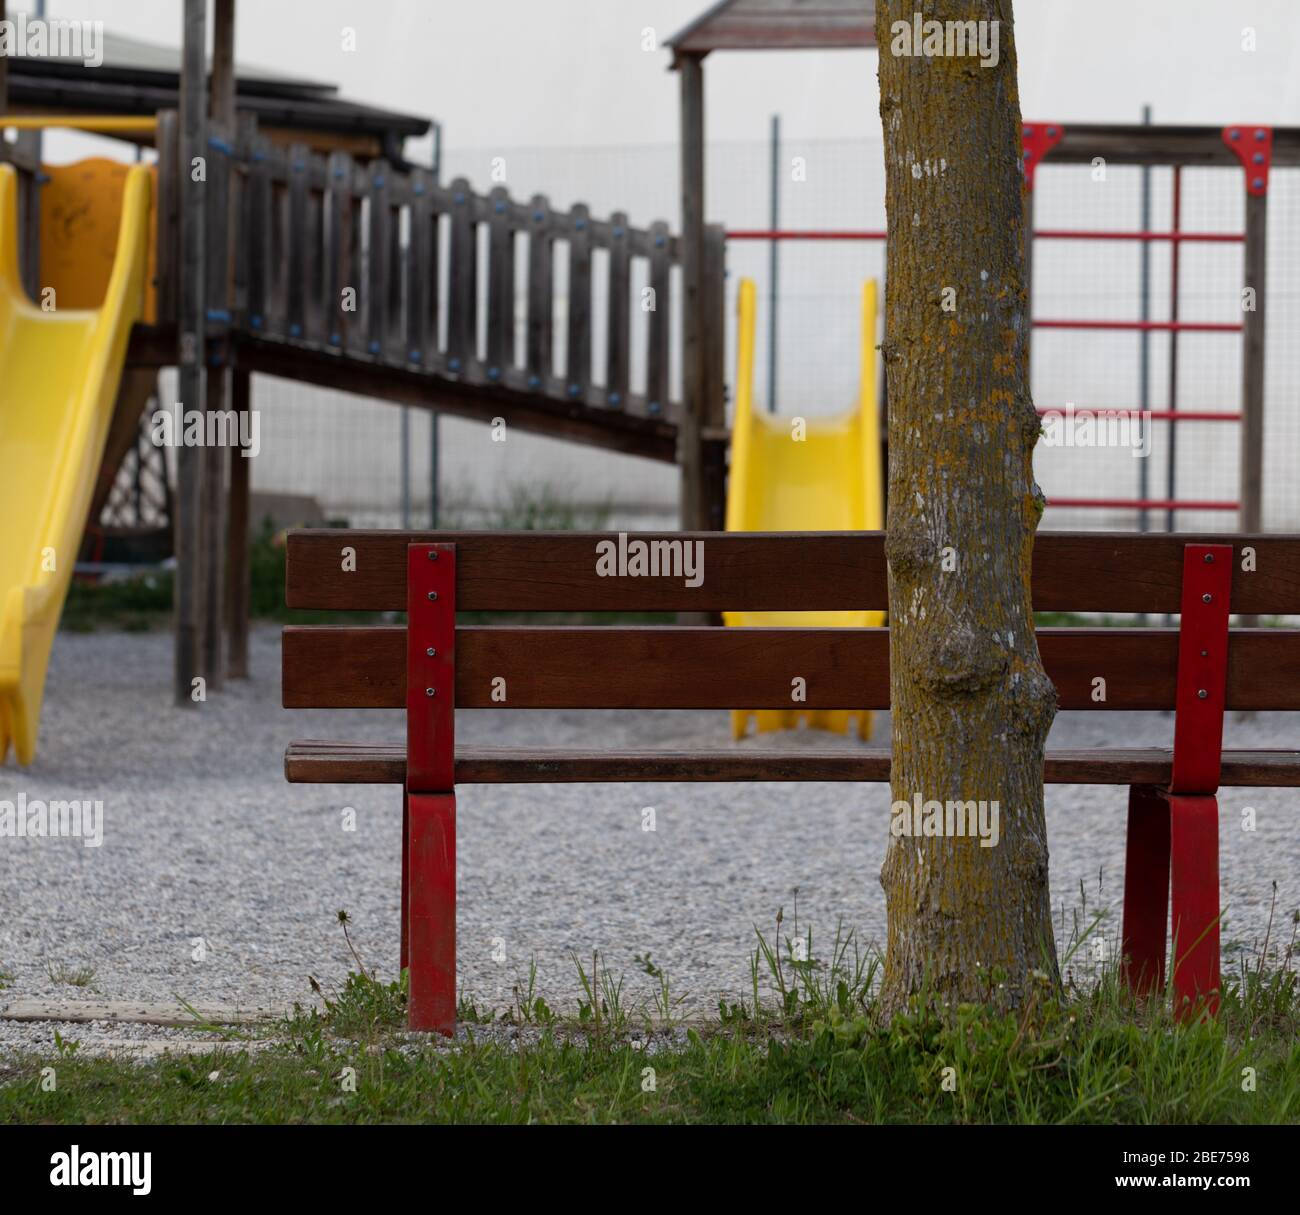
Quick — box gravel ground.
[2,625,1297,1055]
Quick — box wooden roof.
[3,30,431,157]
[668,0,877,57]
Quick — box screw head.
[426,687,436,697]
[1202,593,1213,603]
[1197,689,1208,700]
[428,550,438,560]
[426,647,436,657]
[427,591,438,601]
[1203,553,1214,563]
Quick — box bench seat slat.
[284,741,1300,788]
[282,625,1300,712]
[284,530,1300,615]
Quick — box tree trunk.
[876,0,1059,1011]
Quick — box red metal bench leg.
[407,791,456,1034]
[406,542,457,1034]
[400,791,410,973]
[1121,783,1170,995]
[1169,792,1221,1018]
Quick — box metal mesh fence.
[245,136,1298,533]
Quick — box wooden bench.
[282,530,1300,1033]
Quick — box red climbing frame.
[1121,543,1230,1017]
[405,542,458,1034]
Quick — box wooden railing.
[166,115,724,425]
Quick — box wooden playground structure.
[1,0,1297,713]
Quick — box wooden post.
[702,222,728,528]
[677,52,707,530]
[201,0,238,691]
[175,0,208,706]
[0,2,7,114]
[1239,190,1266,537]
[226,368,252,678]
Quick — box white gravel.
[2,624,1297,1056]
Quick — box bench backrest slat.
[284,530,1300,615]
[281,625,1300,712]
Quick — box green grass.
[43,962,97,989]
[3,910,1297,1125]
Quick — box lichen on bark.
[876,0,1059,1013]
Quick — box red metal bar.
[1121,784,1171,995]
[406,793,457,1033]
[1021,122,1065,191]
[1035,408,1240,422]
[1034,319,1242,333]
[1222,126,1273,197]
[1034,229,1243,243]
[1167,168,1183,533]
[1046,498,1238,512]
[725,228,1243,244]
[406,542,457,1035]
[400,792,409,972]
[407,544,456,792]
[1166,545,1230,1017]
[725,229,886,241]
[1169,545,1231,796]
[1169,793,1221,1017]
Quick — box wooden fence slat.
[230,114,256,326]
[646,220,671,416]
[386,180,404,358]
[565,203,592,400]
[324,150,352,349]
[283,530,1300,615]
[304,154,327,345]
[366,159,390,358]
[406,169,434,365]
[267,156,290,338]
[285,142,309,339]
[446,176,476,374]
[245,135,272,334]
[281,625,1300,713]
[204,122,233,329]
[486,185,514,378]
[606,210,631,408]
[154,109,181,323]
[526,194,552,388]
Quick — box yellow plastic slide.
[0,163,152,766]
[725,277,885,740]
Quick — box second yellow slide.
[725,277,885,740]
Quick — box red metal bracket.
[1169,544,1232,795]
[406,543,457,1034]
[407,543,456,793]
[1222,126,1273,197]
[1022,123,1064,191]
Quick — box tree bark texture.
[876,0,1059,1011]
